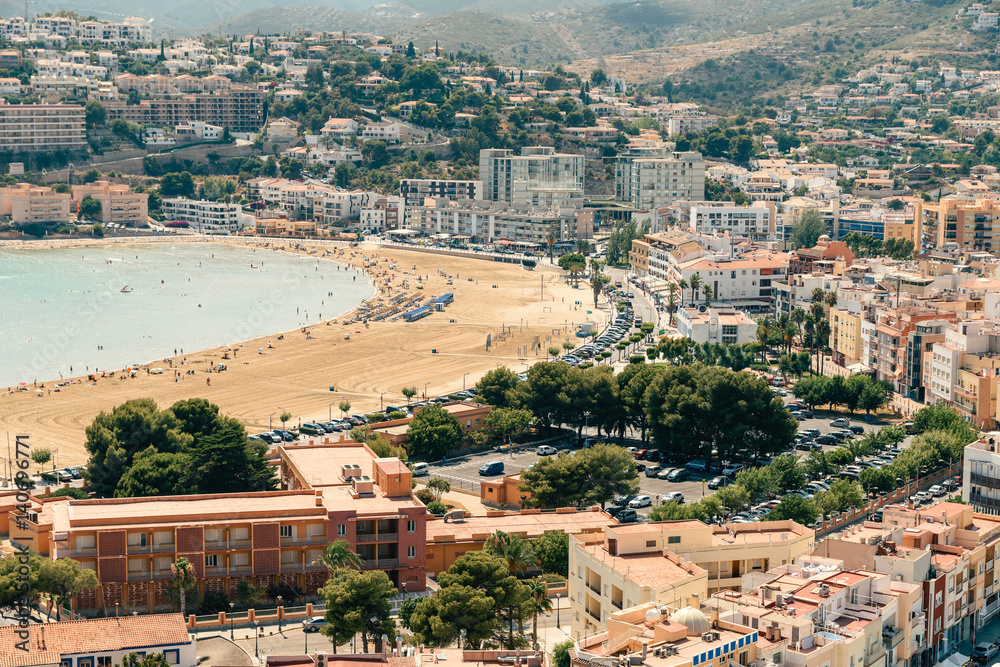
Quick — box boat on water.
[120,286,132,293]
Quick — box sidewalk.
[957,611,1000,659]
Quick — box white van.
[411,462,429,476]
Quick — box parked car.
[629,495,652,508]
[536,445,558,456]
[616,508,639,523]
[634,449,649,460]
[929,485,947,497]
[722,463,744,477]
[830,418,851,427]
[848,425,866,435]
[299,423,325,435]
[661,492,684,504]
[657,467,676,480]
[54,469,73,483]
[667,468,690,482]
[479,461,505,476]
[815,435,838,446]
[644,465,663,478]
[303,617,328,633]
[707,476,726,490]
[687,459,708,471]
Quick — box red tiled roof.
[0,614,191,667]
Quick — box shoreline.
[1,239,378,388]
[1,238,599,465]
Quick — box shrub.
[45,487,89,499]
[426,501,448,516]
[415,488,435,504]
[199,591,230,614]
[387,410,407,420]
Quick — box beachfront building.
[71,180,148,226]
[479,147,584,207]
[399,178,483,207]
[569,520,815,637]
[161,198,249,234]
[675,305,758,345]
[0,101,86,151]
[405,197,583,244]
[10,443,426,611]
[615,151,706,209]
[0,614,197,667]
[0,183,71,224]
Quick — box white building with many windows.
[479,146,584,207]
[616,151,705,209]
[676,305,759,345]
[162,198,249,234]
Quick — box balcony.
[152,543,176,554]
[230,539,252,549]
[73,547,97,557]
[280,535,328,546]
[127,543,151,554]
[883,625,904,650]
[589,582,601,595]
[205,540,228,551]
[128,571,152,581]
[357,533,398,543]
[360,558,399,570]
[866,645,887,666]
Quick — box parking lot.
[420,395,915,519]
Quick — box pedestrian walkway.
[956,611,1000,661]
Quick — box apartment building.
[787,236,855,275]
[0,101,86,152]
[688,201,776,242]
[741,173,784,203]
[569,520,815,637]
[399,178,483,207]
[616,152,706,210]
[78,17,153,46]
[480,147,584,207]
[819,501,1000,662]
[0,183,70,224]
[71,181,148,226]
[106,87,266,133]
[915,198,1000,252]
[926,320,1000,428]
[405,198,581,244]
[359,195,405,232]
[964,433,1000,515]
[30,75,118,102]
[161,198,249,234]
[872,307,961,395]
[278,442,429,591]
[114,73,233,95]
[666,113,719,135]
[32,16,77,37]
[672,251,789,313]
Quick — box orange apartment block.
[10,443,426,612]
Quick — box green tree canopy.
[475,367,520,408]
[790,209,827,250]
[406,405,465,458]
[518,444,639,508]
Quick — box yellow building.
[829,306,863,365]
[570,520,815,637]
[72,180,148,226]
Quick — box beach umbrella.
[18,382,26,386]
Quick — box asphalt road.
[422,398,909,517]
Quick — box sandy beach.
[0,240,602,466]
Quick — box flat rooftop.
[427,509,613,541]
[577,543,705,589]
[281,443,376,488]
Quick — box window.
[163,651,180,666]
[337,524,347,537]
[407,520,417,533]
[205,554,218,568]
[646,540,657,548]
[280,525,293,538]
[408,545,416,559]
[78,660,93,667]
[668,536,681,544]
[97,658,112,667]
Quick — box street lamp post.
[381,392,385,411]
[555,594,561,628]
[423,382,429,399]
[460,628,467,649]
[277,595,283,632]
[254,620,260,657]
[229,602,235,639]
[463,372,469,390]
[269,412,276,430]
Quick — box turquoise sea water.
[0,243,374,387]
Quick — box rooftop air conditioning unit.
[702,632,715,642]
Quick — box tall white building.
[399,179,482,207]
[78,17,152,46]
[688,201,777,242]
[479,147,584,207]
[0,101,86,152]
[162,198,249,234]
[964,433,1000,514]
[406,198,580,244]
[616,151,705,209]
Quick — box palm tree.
[689,273,702,307]
[529,579,553,643]
[171,557,196,618]
[312,539,363,571]
[811,287,825,304]
[666,283,680,325]
[591,272,611,308]
[815,318,831,375]
[825,291,838,309]
[756,317,774,363]
[576,238,590,255]
[484,530,535,577]
[703,285,713,308]
[546,233,556,263]
[677,278,688,308]
[790,307,807,347]
[783,321,797,355]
